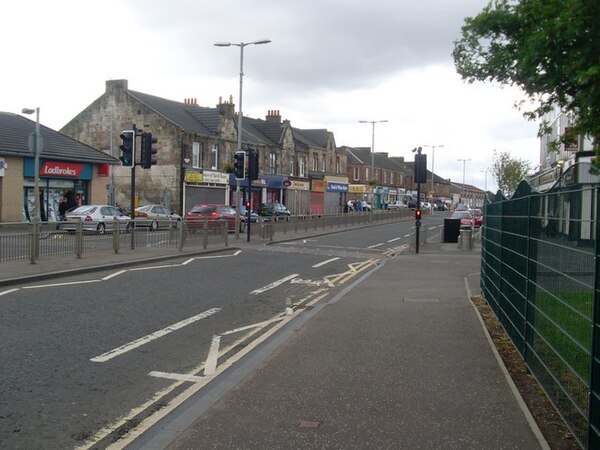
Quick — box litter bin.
[443,218,461,243]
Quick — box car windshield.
[70,206,96,214]
[451,212,472,219]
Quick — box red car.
[185,204,239,231]
[450,210,474,230]
[472,209,483,228]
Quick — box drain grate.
[298,420,321,428]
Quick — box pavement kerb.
[464,275,550,450]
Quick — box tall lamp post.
[214,39,271,241]
[457,158,472,205]
[22,107,42,223]
[423,144,443,199]
[358,119,388,184]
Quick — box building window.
[289,159,294,176]
[390,172,394,185]
[269,152,277,175]
[383,171,387,184]
[299,157,306,177]
[312,154,318,172]
[321,157,326,172]
[353,167,360,181]
[192,142,202,169]
[210,143,218,170]
[365,167,370,181]
[336,156,341,174]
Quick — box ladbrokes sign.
[39,162,84,178]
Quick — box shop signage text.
[40,162,83,178]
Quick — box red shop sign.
[39,161,84,178]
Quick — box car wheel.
[97,223,106,235]
[150,220,158,231]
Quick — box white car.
[388,201,408,210]
[61,205,132,234]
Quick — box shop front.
[310,180,326,215]
[185,170,229,213]
[23,159,98,222]
[325,179,348,214]
[286,178,310,215]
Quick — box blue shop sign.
[327,182,348,193]
[228,173,287,188]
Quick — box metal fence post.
[178,221,185,251]
[113,219,119,254]
[76,219,83,258]
[203,219,208,249]
[588,187,600,448]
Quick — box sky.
[1,0,541,193]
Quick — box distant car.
[455,203,470,211]
[388,201,408,210]
[135,205,181,230]
[185,204,240,232]
[258,202,291,221]
[433,203,447,211]
[450,210,474,230]
[472,209,483,228]
[61,205,132,234]
[236,205,261,223]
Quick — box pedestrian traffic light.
[415,209,422,219]
[119,130,135,167]
[234,150,246,180]
[414,153,427,184]
[141,132,158,169]
[248,148,259,180]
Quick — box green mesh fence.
[481,165,599,449]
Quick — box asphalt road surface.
[0,217,443,449]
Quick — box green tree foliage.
[452,0,600,156]
[491,150,531,196]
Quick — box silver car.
[61,205,132,234]
[135,205,181,230]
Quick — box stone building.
[60,80,348,216]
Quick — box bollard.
[458,230,473,250]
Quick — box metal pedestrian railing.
[481,162,600,449]
[0,209,412,264]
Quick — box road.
[0,215,444,449]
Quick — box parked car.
[237,205,261,223]
[450,210,474,230]
[60,205,132,234]
[134,205,181,230]
[472,209,483,228]
[185,204,239,232]
[258,202,291,221]
[387,201,408,210]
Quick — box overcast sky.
[2,0,541,192]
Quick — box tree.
[452,0,600,158]
[491,150,531,197]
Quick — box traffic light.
[415,209,422,220]
[248,148,259,180]
[119,130,135,167]
[234,151,246,180]
[414,153,427,184]
[141,132,158,169]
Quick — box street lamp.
[457,158,472,205]
[480,169,490,192]
[22,107,41,223]
[215,39,271,241]
[423,144,443,198]
[358,120,388,184]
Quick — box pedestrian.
[58,197,68,221]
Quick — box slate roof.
[293,128,329,148]
[0,112,118,164]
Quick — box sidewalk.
[129,242,548,450]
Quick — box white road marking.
[22,279,101,289]
[368,243,384,248]
[291,277,334,287]
[312,257,340,268]
[130,264,181,271]
[148,371,204,383]
[233,250,242,256]
[102,270,127,281]
[204,335,221,375]
[250,274,299,294]
[387,237,401,242]
[0,288,20,297]
[90,308,221,362]
[222,317,286,336]
[404,234,411,237]
[181,258,196,265]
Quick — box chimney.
[106,79,128,93]
[266,109,281,124]
[217,96,235,119]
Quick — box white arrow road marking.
[222,317,286,336]
[148,371,205,383]
[250,274,299,294]
[312,257,340,268]
[204,335,221,375]
[90,308,221,362]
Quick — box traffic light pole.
[130,124,137,250]
[247,176,252,242]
